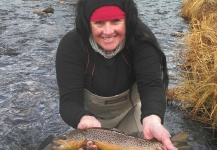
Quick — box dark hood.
[83,0,124,22]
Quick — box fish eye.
[59,135,67,140]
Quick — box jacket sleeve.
[56,30,94,128]
[133,41,167,124]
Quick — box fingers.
[86,141,98,150]
[161,138,178,150]
[153,126,177,150]
[77,122,88,130]
[77,116,100,150]
[77,141,98,150]
[142,115,161,140]
[86,140,94,148]
[143,128,154,140]
[158,128,177,150]
[77,116,101,130]
[142,115,177,150]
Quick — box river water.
[0,0,216,150]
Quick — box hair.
[75,0,138,46]
[75,0,168,89]
[134,20,169,89]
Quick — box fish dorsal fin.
[87,127,111,131]
[67,129,83,135]
[87,127,125,134]
[110,128,125,134]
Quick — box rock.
[58,1,65,5]
[33,9,51,17]
[42,7,54,13]
[170,32,185,37]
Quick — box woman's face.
[90,18,126,51]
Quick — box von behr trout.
[52,128,191,150]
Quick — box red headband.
[90,6,126,22]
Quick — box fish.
[52,128,192,150]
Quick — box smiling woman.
[89,5,126,58]
[55,0,176,149]
[90,16,126,57]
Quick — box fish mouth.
[52,135,71,148]
[52,136,86,150]
[53,138,67,145]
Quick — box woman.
[56,0,177,149]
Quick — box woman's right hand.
[77,115,101,130]
[78,141,98,150]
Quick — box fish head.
[52,130,86,150]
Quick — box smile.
[102,36,116,41]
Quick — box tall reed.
[168,0,217,132]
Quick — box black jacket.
[56,27,167,128]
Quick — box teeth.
[103,37,114,41]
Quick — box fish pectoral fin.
[171,132,188,142]
[172,141,187,147]
[171,132,192,150]
[174,145,193,150]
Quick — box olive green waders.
[84,83,143,135]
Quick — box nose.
[102,22,114,35]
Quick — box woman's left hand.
[142,115,177,150]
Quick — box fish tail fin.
[171,132,192,150]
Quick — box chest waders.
[83,48,143,135]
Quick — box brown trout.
[52,128,190,150]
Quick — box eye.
[113,19,121,22]
[111,19,121,24]
[94,21,104,25]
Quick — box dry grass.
[168,0,217,132]
[180,0,217,21]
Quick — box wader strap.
[86,47,132,76]
[85,47,95,76]
[129,88,134,107]
[129,87,140,133]
[121,50,132,71]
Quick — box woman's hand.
[77,116,101,150]
[77,115,101,130]
[78,140,98,150]
[142,115,177,150]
